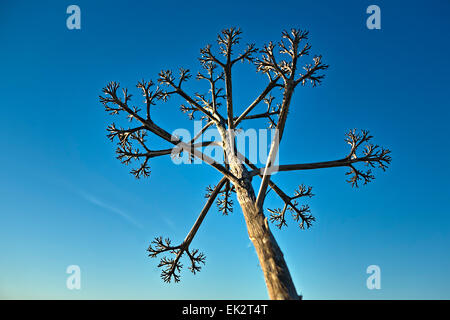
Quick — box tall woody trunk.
[234,179,299,300]
[217,122,299,300]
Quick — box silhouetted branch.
[255,29,328,88]
[190,121,214,144]
[147,177,228,282]
[234,150,315,229]
[250,129,391,187]
[240,110,280,121]
[268,184,314,229]
[294,55,328,87]
[232,43,258,65]
[256,41,288,81]
[200,27,261,131]
[136,79,164,120]
[234,76,281,127]
[216,180,235,215]
[200,44,225,67]
[255,29,325,208]
[158,69,219,122]
[100,81,239,183]
[197,63,225,116]
[217,27,242,62]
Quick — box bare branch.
[288,202,314,229]
[190,121,214,144]
[136,79,164,120]
[147,177,227,282]
[232,43,258,65]
[250,129,392,188]
[256,42,288,81]
[268,205,288,229]
[217,27,242,62]
[267,183,314,230]
[197,63,226,118]
[239,110,280,121]
[255,29,328,88]
[295,55,329,87]
[100,81,147,124]
[253,29,320,207]
[234,77,280,127]
[234,150,314,230]
[200,44,225,67]
[215,180,235,215]
[255,80,295,209]
[158,69,219,122]
[100,82,239,184]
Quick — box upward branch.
[200,27,258,158]
[147,177,228,283]
[255,29,329,209]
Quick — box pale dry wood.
[100,28,390,300]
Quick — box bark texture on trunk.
[224,155,298,300]
[217,123,299,300]
[234,181,299,300]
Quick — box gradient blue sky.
[1,0,449,299]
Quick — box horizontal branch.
[250,129,391,187]
[250,154,388,176]
[118,141,218,159]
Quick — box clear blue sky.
[1,0,449,299]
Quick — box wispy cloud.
[80,192,144,230]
